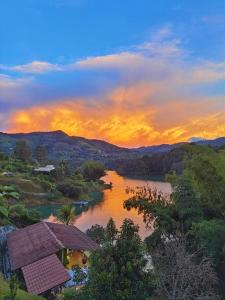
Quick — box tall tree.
[105,217,118,244]
[34,145,47,165]
[14,140,32,162]
[70,218,155,300]
[81,160,105,181]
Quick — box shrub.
[56,180,83,199]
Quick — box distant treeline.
[110,144,217,177]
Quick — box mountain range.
[0,130,225,166]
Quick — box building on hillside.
[6,221,99,296]
[34,165,55,173]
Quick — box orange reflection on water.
[73,171,172,238]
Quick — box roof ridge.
[42,221,64,249]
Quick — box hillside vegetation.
[1,131,225,171]
[0,275,44,300]
[0,143,107,227]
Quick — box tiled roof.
[7,221,99,271]
[22,254,70,295]
[7,222,63,270]
[46,222,99,251]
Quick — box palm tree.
[56,204,76,266]
[57,204,76,225]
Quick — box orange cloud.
[7,85,225,147]
[3,29,225,147]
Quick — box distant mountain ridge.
[135,137,225,153]
[0,131,225,166]
[0,130,132,166]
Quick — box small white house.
[34,165,55,173]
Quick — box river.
[47,171,172,238]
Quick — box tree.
[8,274,20,300]
[80,160,105,181]
[124,186,177,233]
[86,224,106,244]
[75,219,155,300]
[56,204,76,266]
[56,180,82,199]
[34,145,47,165]
[105,218,118,245]
[171,175,203,230]
[187,155,225,213]
[57,204,76,225]
[191,219,225,264]
[152,236,220,300]
[14,140,32,162]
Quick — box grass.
[0,275,44,300]
[0,176,45,193]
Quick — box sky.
[0,0,225,147]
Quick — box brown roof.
[46,222,99,251]
[22,254,70,295]
[7,221,99,270]
[7,222,63,270]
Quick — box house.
[6,221,99,296]
[34,165,55,173]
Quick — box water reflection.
[72,171,172,238]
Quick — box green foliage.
[0,185,20,200]
[14,141,32,162]
[171,175,203,230]
[125,146,225,297]
[0,206,8,218]
[56,204,76,225]
[105,218,118,244]
[56,180,82,199]
[76,219,155,300]
[0,273,43,300]
[125,186,177,233]
[186,154,225,213]
[57,288,92,300]
[8,274,20,300]
[191,219,225,264]
[9,204,41,228]
[86,224,106,244]
[80,160,105,181]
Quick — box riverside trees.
[124,147,225,299]
[60,218,155,300]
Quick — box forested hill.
[0,131,133,166]
[1,131,225,174]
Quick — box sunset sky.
[0,0,225,147]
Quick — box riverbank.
[0,173,108,207]
[117,174,166,182]
[40,171,172,238]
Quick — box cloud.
[2,26,225,146]
[0,73,33,88]
[5,83,225,147]
[1,61,61,74]
[190,61,225,83]
[75,52,147,71]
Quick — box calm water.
[48,171,172,238]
